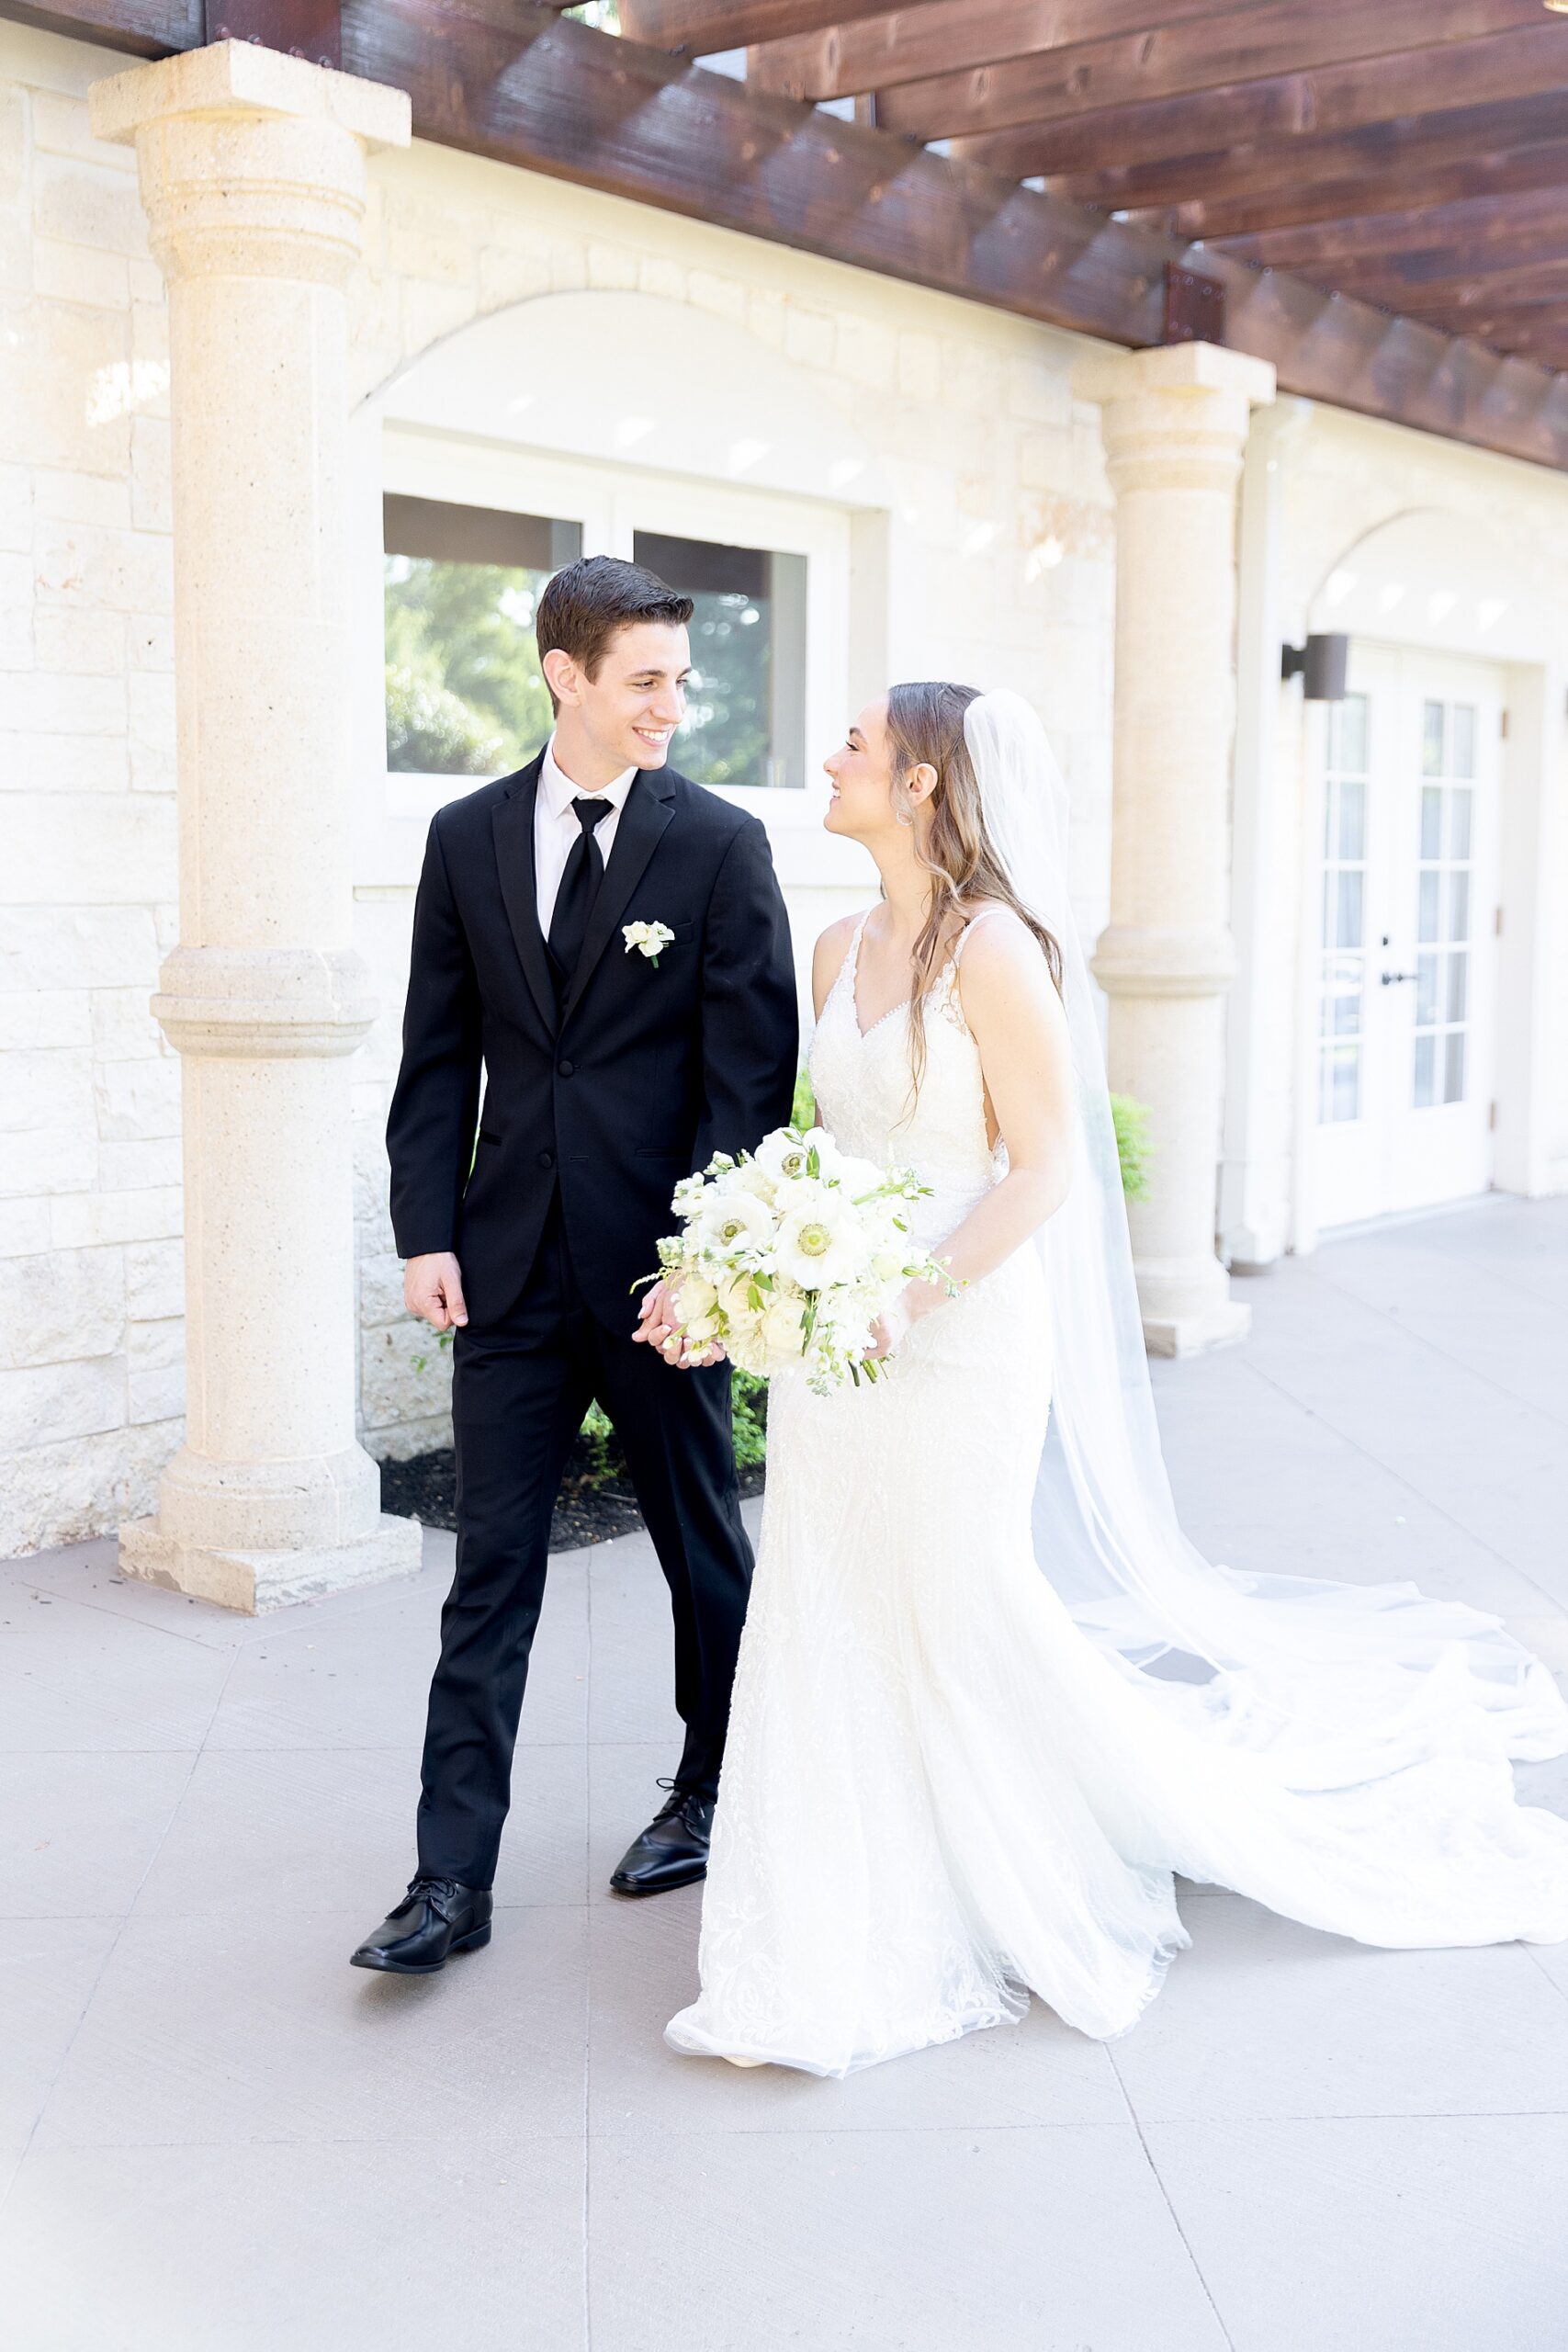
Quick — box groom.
[353,555,798,1974]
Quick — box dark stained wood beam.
[617,0,897,54]
[1045,89,1568,219]
[1332,256,1568,316]
[748,0,1245,105]
[953,21,1568,179]
[0,0,195,53]
[1124,134,1568,245]
[5,0,1568,468]
[1212,188,1568,279]
[880,0,1549,147]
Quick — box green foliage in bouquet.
[1111,1092,1154,1203]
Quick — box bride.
[665,682,1568,2079]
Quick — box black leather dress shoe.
[610,1785,716,1897]
[350,1875,493,1974]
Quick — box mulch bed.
[378,1438,763,1552]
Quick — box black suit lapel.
[561,768,677,1028]
[491,754,558,1039]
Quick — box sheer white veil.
[964,687,1566,1762]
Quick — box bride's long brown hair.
[886,681,1065,1100]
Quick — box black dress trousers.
[415,1202,752,1889]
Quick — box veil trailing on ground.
[964,687,1567,1765]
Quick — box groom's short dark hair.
[536,555,694,707]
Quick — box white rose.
[832,1152,885,1199]
[760,1293,808,1358]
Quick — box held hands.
[634,1278,727,1371]
[405,1251,468,1332]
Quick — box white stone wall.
[0,24,1120,1545]
[1,29,182,1552]
[6,20,1565,1556]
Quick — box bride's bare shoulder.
[811,909,870,1020]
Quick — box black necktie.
[547,794,615,989]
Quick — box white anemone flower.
[774,1197,869,1291]
[757,1125,841,1186]
[695,1188,775,1258]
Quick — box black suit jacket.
[386,752,800,1330]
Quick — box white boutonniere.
[624,920,676,970]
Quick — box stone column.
[91,44,421,1610]
[1073,342,1276,1356]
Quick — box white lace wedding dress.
[665,910,1568,2078]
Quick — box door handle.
[1380,969,1419,986]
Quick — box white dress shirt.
[534,733,637,937]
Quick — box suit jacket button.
[538,1148,555,1170]
[558,1059,574,1078]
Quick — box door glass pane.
[382,495,581,775]
[1413,1032,1436,1109]
[1337,780,1366,860]
[1336,869,1363,948]
[1419,786,1442,858]
[1444,1030,1466,1103]
[1446,951,1468,1023]
[1450,786,1472,859]
[633,530,807,789]
[1449,869,1470,942]
[1452,704,1475,779]
[1422,701,1445,776]
[1416,952,1438,1025]
[1417,869,1439,942]
[1336,693,1369,775]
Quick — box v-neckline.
[846,914,911,1043]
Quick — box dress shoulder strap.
[952,904,1010,964]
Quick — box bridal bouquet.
[650,1126,954,1396]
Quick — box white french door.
[1310,645,1502,1230]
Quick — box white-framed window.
[373,429,850,874]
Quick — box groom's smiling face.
[546,620,692,780]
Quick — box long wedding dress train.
[665,913,1568,2077]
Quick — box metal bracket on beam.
[1159,261,1226,348]
[204,0,341,67]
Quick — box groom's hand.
[634,1280,725,1371]
[405,1251,468,1332]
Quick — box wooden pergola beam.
[1125,135,1568,246]
[879,0,1549,149]
[1329,256,1568,317]
[5,0,1568,469]
[747,0,1242,106]
[1045,89,1568,219]
[616,0,894,54]
[1213,189,1568,280]
[953,21,1568,180]
[0,0,195,53]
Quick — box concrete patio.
[3,1194,1566,2351]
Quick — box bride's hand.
[864,1290,917,1363]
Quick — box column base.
[1141,1299,1252,1359]
[118,1510,423,1615]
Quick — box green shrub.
[1111,1092,1154,1202]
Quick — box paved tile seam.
[1302,1260,1568,1433]
[0,1625,248,2231]
[1105,2042,1240,2352]
[1235,1352,1567,1615]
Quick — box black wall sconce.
[1280,633,1349,700]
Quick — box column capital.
[90,40,410,286]
[1073,341,1277,413]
